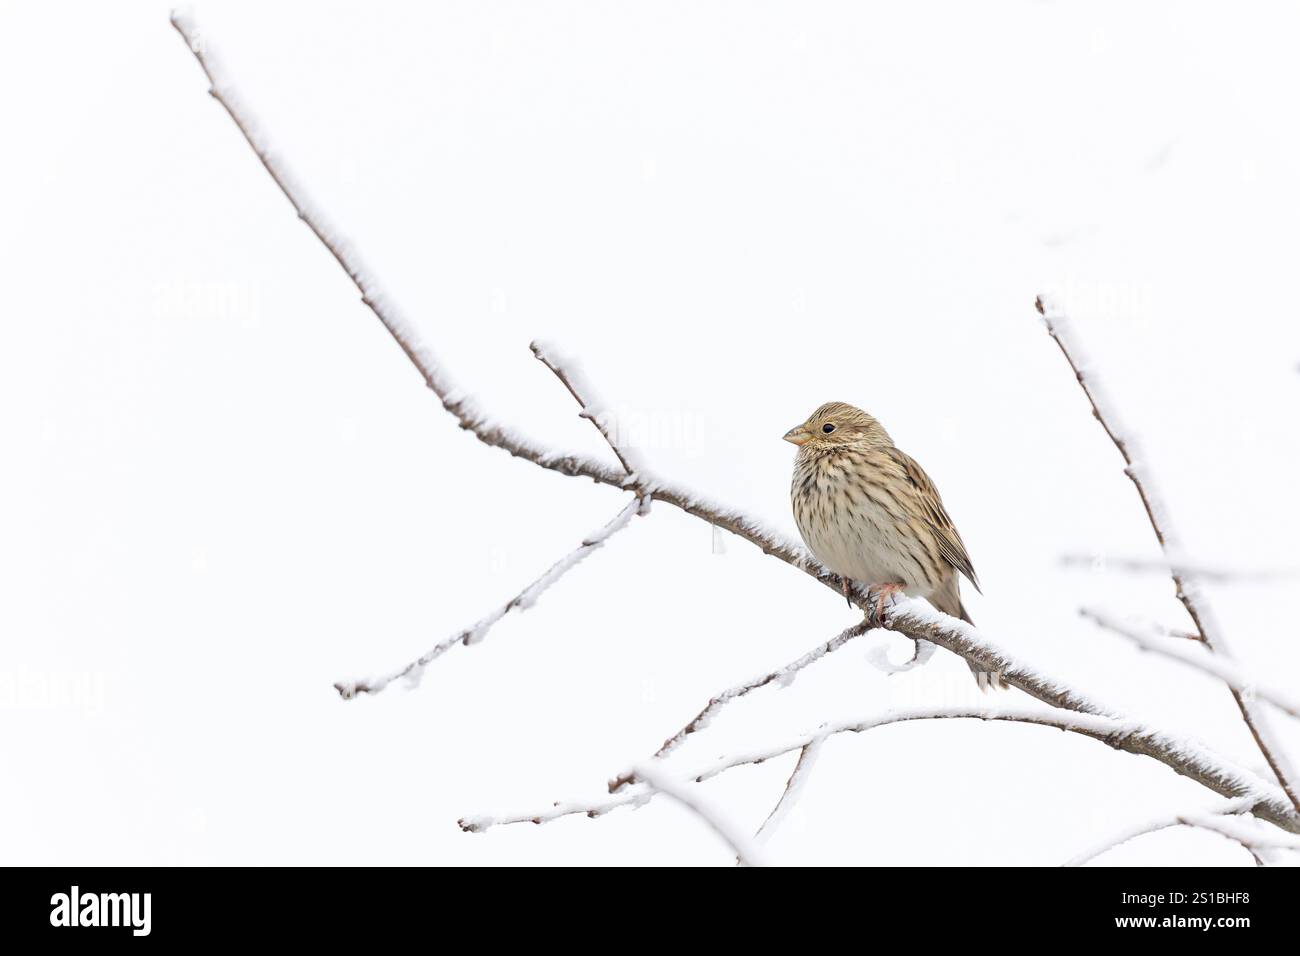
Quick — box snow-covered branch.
[1080,609,1300,722]
[293,308,653,697]
[1186,813,1300,862]
[753,739,823,848]
[1065,796,1256,866]
[335,497,644,698]
[628,619,872,778]
[630,761,768,866]
[457,791,650,833]
[530,340,647,487]
[1068,798,1300,867]
[1036,294,1300,814]
[461,760,767,866]
[465,704,1299,846]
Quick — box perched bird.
[784,401,1005,691]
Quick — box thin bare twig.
[1080,609,1300,722]
[335,497,643,698]
[1037,294,1300,814]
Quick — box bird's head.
[783,401,891,450]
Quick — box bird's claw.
[865,584,904,628]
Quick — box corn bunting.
[785,401,1005,691]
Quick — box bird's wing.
[888,447,981,593]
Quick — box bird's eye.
[822,423,835,434]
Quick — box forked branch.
[335,497,644,698]
[1080,609,1300,723]
[1037,295,1300,813]
[467,704,1295,838]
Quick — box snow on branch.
[458,791,651,833]
[753,739,823,848]
[1065,796,1256,866]
[462,760,767,866]
[530,340,648,487]
[1080,609,1300,722]
[335,497,644,698]
[169,12,453,400]
[628,619,872,778]
[1036,295,1300,814]
[1187,813,1300,862]
[1036,296,1186,562]
[630,761,768,866]
[1069,798,1300,867]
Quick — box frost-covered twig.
[1187,812,1300,859]
[530,340,646,487]
[1067,801,1300,866]
[335,497,643,698]
[753,739,823,847]
[469,704,1296,840]
[1080,609,1300,722]
[615,619,872,785]
[460,763,765,867]
[1036,294,1300,814]
[631,761,767,866]
[457,790,651,833]
[1065,796,1256,866]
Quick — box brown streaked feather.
[886,446,981,593]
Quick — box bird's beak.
[783,425,812,446]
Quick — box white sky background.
[3,1,1299,865]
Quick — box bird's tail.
[958,601,1008,692]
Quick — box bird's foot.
[865,583,905,628]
